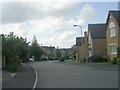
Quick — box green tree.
[63,52,70,60]
[2,33,20,72]
[55,47,62,60]
[2,32,29,72]
[30,35,43,61]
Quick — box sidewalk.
[59,60,118,70]
[2,63,36,88]
[2,70,12,85]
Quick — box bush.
[111,57,117,64]
[22,58,29,62]
[88,55,107,62]
[59,57,65,62]
[117,58,120,64]
[7,56,21,73]
[82,57,86,63]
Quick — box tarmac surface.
[31,60,118,88]
[2,63,36,89]
[1,60,119,89]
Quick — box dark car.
[88,55,107,62]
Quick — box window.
[109,22,116,37]
[110,28,116,37]
[110,44,117,54]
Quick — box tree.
[30,35,43,61]
[2,32,29,72]
[63,52,70,60]
[55,47,62,60]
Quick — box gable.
[106,11,120,30]
[88,24,106,39]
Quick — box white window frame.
[109,43,117,54]
[109,22,116,37]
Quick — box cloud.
[75,4,99,25]
[2,23,27,37]
[0,2,99,48]
[80,4,99,20]
[38,30,77,48]
[2,2,45,24]
[1,2,79,24]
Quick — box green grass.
[93,62,111,64]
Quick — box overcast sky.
[0,0,119,48]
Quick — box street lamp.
[73,25,83,62]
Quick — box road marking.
[30,63,38,90]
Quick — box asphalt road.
[31,60,118,88]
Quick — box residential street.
[1,2,120,90]
[31,60,118,88]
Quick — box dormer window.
[109,22,116,37]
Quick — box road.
[31,60,118,88]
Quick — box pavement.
[2,70,12,85]
[2,62,36,89]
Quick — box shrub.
[88,55,107,62]
[117,58,120,64]
[59,57,65,62]
[111,57,117,64]
[7,56,21,73]
[81,57,86,63]
[21,58,29,62]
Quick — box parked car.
[29,58,34,62]
[88,55,107,62]
[40,55,48,61]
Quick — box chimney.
[84,31,88,44]
[84,31,87,38]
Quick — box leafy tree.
[17,37,30,62]
[2,32,29,72]
[30,35,43,61]
[55,47,62,60]
[63,52,70,60]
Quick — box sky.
[0,0,119,48]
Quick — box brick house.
[76,32,88,61]
[106,10,120,61]
[88,24,107,58]
[41,46,55,60]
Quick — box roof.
[41,46,55,50]
[41,46,55,54]
[109,10,120,24]
[60,48,72,55]
[88,24,106,39]
[76,37,84,45]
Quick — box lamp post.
[73,25,83,62]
